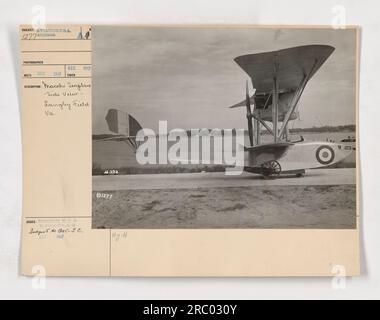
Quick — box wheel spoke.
[261,160,281,177]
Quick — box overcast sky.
[92,26,357,134]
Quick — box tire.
[262,160,282,177]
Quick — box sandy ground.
[92,184,356,229]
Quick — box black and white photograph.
[7,0,380,301]
[92,26,357,229]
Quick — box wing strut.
[272,61,279,142]
[278,59,319,138]
[251,112,274,136]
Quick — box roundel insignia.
[316,145,335,165]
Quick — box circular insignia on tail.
[316,145,335,165]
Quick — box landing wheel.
[261,160,282,178]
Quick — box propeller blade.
[245,81,251,115]
[245,81,254,146]
[247,117,254,146]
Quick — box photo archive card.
[21,25,360,277]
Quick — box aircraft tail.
[106,109,142,136]
[105,108,143,151]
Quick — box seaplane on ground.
[229,44,352,177]
[98,45,353,178]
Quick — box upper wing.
[235,45,335,95]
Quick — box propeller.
[245,80,254,146]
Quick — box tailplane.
[103,108,143,151]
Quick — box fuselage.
[245,141,353,171]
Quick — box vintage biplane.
[229,44,352,177]
[98,45,352,178]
